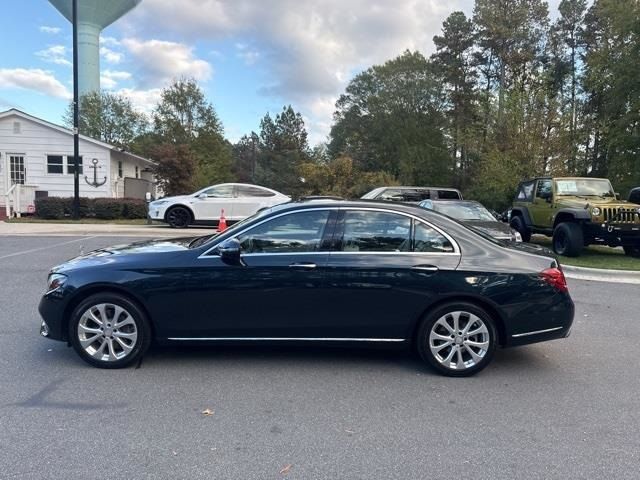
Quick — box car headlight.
[591,207,601,216]
[47,273,67,292]
[512,230,523,242]
[152,200,169,206]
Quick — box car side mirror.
[217,238,244,266]
[615,192,620,200]
[196,193,207,199]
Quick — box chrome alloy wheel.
[429,311,490,371]
[77,303,138,362]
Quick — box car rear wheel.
[553,222,584,257]
[623,246,640,257]
[416,302,497,377]
[166,206,192,228]
[509,215,531,242]
[69,293,151,369]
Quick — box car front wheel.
[166,206,192,228]
[553,222,584,257]
[416,302,497,377]
[69,293,151,369]
[509,215,531,242]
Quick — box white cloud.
[39,26,62,35]
[0,68,71,99]
[121,38,212,87]
[100,46,124,64]
[100,36,122,47]
[116,87,163,114]
[128,0,470,142]
[35,45,72,67]
[101,70,132,89]
[235,43,260,66]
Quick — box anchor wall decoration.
[85,158,107,188]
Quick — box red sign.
[27,204,36,214]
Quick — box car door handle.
[411,265,439,273]
[289,262,317,270]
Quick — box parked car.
[510,177,640,257]
[630,187,640,205]
[148,183,290,228]
[419,199,522,242]
[362,186,463,202]
[39,200,574,377]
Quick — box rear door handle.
[411,265,439,273]
[289,262,317,270]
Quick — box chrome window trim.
[168,337,405,342]
[199,206,461,258]
[511,326,563,338]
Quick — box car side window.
[516,182,534,201]
[341,211,411,252]
[237,185,276,197]
[436,190,460,200]
[413,221,454,253]
[536,180,552,198]
[203,185,234,198]
[237,210,330,254]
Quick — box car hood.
[465,220,513,239]
[51,237,196,273]
[556,197,639,209]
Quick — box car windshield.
[555,179,615,197]
[434,203,496,221]
[188,207,275,248]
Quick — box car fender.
[552,208,590,227]
[510,207,533,227]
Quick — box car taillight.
[540,267,568,293]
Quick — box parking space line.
[0,236,98,260]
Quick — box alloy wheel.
[77,303,138,362]
[428,311,490,371]
[167,207,190,228]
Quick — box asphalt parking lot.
[1,235,639,479]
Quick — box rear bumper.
[505,293,574,347]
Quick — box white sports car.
[149,183,290,228]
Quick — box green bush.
[35,197,67,219]
[121,198,149,219]
[93,198,125,220]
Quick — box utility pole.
[72,0,80,219]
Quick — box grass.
[531,236,640,271]
[5,217,150,225]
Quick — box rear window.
[515,182,535,201]
[436,190,461,200]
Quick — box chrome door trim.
[511,326,563,338]
[167,337,406,342]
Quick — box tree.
[232,132,260,183]
[64,91,148,150]
[151,144,197,197]
[329,50,451,186]
[152,78,232,191]
[255,105,310,195]
[432,11,479,188]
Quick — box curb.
[562,265,640,285]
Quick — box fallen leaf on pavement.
[202,408,215,416]
[280,464,293,475]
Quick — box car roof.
[427,199,484,207]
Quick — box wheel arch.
[62,284,155,344]
[553,209,588,228]
[510,207,532,227]
[409,295,508,348]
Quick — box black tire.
[510,215,531,242]
[553,222,584,257]
[68,293,152,369]
[623,246,640,257]
[416,302,498,377]
[166,206,192,228]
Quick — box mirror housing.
[539,191,552,202]
[217,238,244,266]
[615,192,621,200]
[196,193,207,199]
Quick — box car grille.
[603,207,640,224]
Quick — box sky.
[0,0,560,146]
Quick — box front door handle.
[411,265,439,273]
[289,262,317,270]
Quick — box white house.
[0,109,157,217]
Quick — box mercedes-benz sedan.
[39,200,574,376]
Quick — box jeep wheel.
[509,215,531,243]
[553,222,584,257]
[623,246,640,258]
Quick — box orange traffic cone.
[218,209,228,232]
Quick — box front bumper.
[38,291,70,342]
[584,222,640,246]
